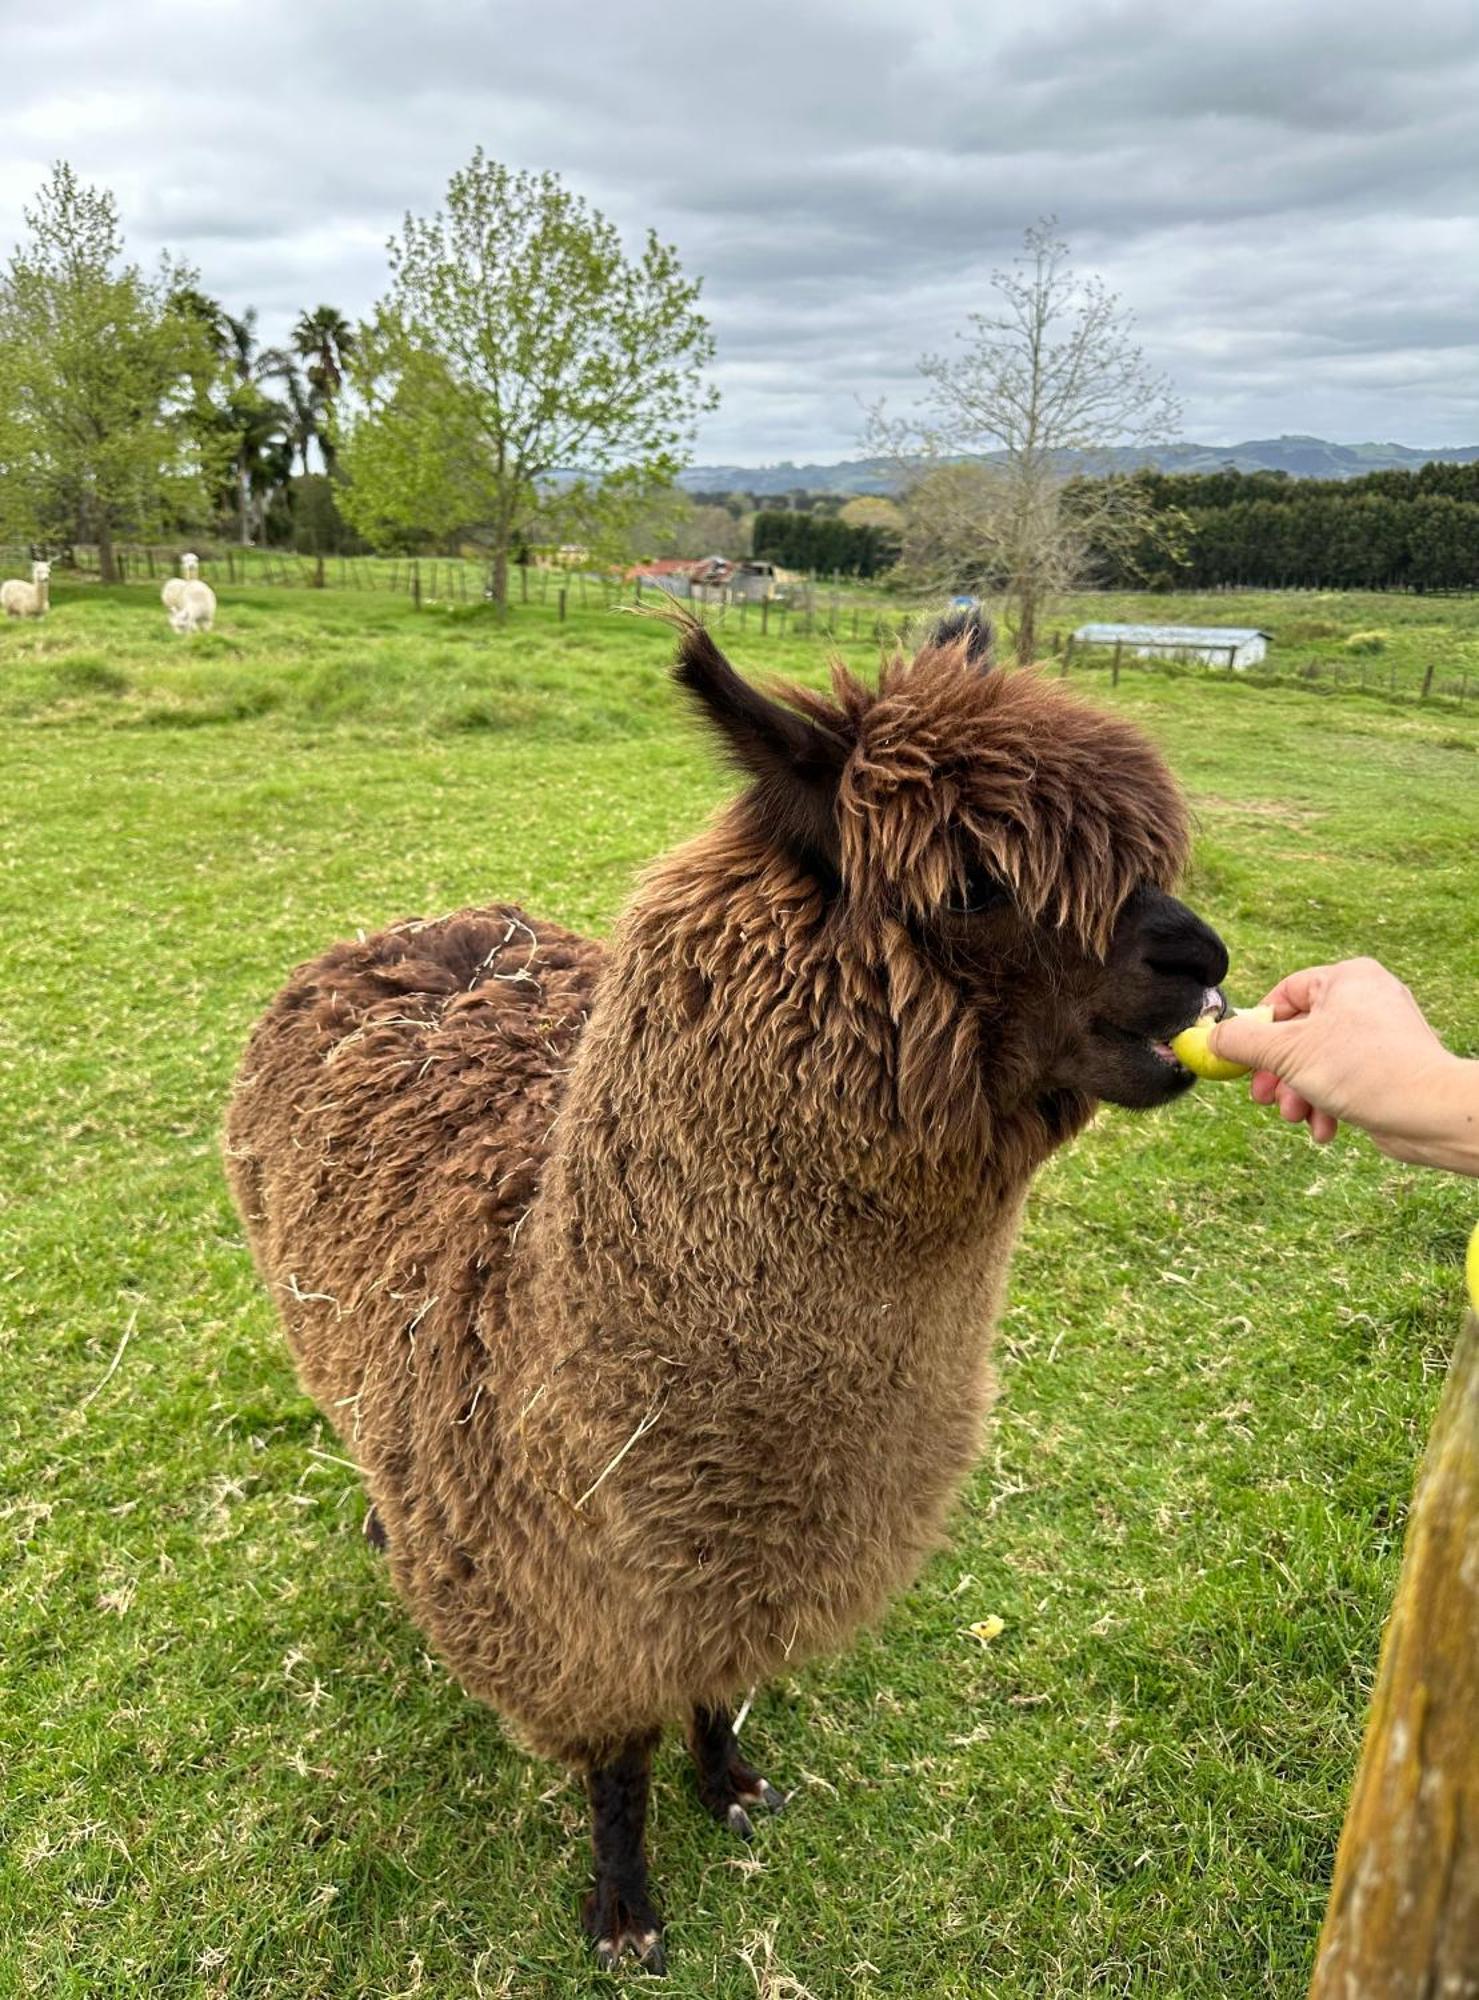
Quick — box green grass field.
[2,584,1476,1997]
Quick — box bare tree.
[870,220,1180,663]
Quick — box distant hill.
[679,435,1479,497]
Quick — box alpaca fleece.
[224,633,1190,1768]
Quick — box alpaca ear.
[931,606,995,669]
[674,624,848,880]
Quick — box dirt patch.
[1194,794,1326,828]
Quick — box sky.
[4,0,1479,466]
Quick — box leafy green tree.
[340,150,717,604]
[0,162,219,579]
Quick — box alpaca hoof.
[594,1933,665,1975]
[583,1886,665,1974]
[703,1760,789,1834]
[364,1506,387,1551]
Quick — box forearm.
[1370,1056,1479,1176]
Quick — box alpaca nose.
[1133,889,1230,991]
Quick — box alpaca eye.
[944,863,1007,916]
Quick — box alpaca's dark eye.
[944,862,1007,917]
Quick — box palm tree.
[265,360,323,479]
[219,310,291,544]
[292,305,355,473]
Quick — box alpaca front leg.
[688,1703,786,1839]
[583,1731,665,1973]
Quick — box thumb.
[1208,1008,1290,1073]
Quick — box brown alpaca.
[224,611,1229,1970]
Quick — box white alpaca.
[1,560,51,618]
[164,553,216,633]
[161,551,197,618]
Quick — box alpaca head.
[674,611,1228,1126]
[32,561,51,583]
[181,553,199,577]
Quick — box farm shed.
[1073,622,1271,669]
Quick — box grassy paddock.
[3,574,1478,713]
[1,587,1476,1997]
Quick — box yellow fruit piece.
[1170,1004,1275,1082]
[966,1616,1006,1646]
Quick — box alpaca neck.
[34,575,48,611]
[539,828,1085,1346]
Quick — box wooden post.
[1111,640,1122,687]
[1309,1286,1479,1996]
[1060,636,1073,678]
[1422,663,1435,699]
[761,598,769,636]
[411,558,421,610]
[558,586,567,622]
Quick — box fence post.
[1061,636,1073,678]
[1422,663,1435,699]
[761,599,769,636]
[558,586,567,623]
[411,558,421,610]
[1307,1278,1479,1996]
[1112,640,1122,687]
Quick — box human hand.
[1208,958,1477,1172]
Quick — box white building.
[1072,622,1271,669]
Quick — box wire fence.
[5,543,1472,708]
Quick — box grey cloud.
[2,0,1477,459]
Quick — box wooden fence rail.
[1308,1241,1479,1996]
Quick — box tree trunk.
[238,460,252,547]
[1308,1291,1479,1998]
[97,516,118,587]
[1015,585,1037,667]
[492,537,509,611]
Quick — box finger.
[1276,1083,1313,1124]
[1210,1010,1296,1069]
[1257,966,1332,1019]
[1309,1109,1339,1144]
[1250,1068,1280,1106]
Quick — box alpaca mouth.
[1156,986,1228,1073]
